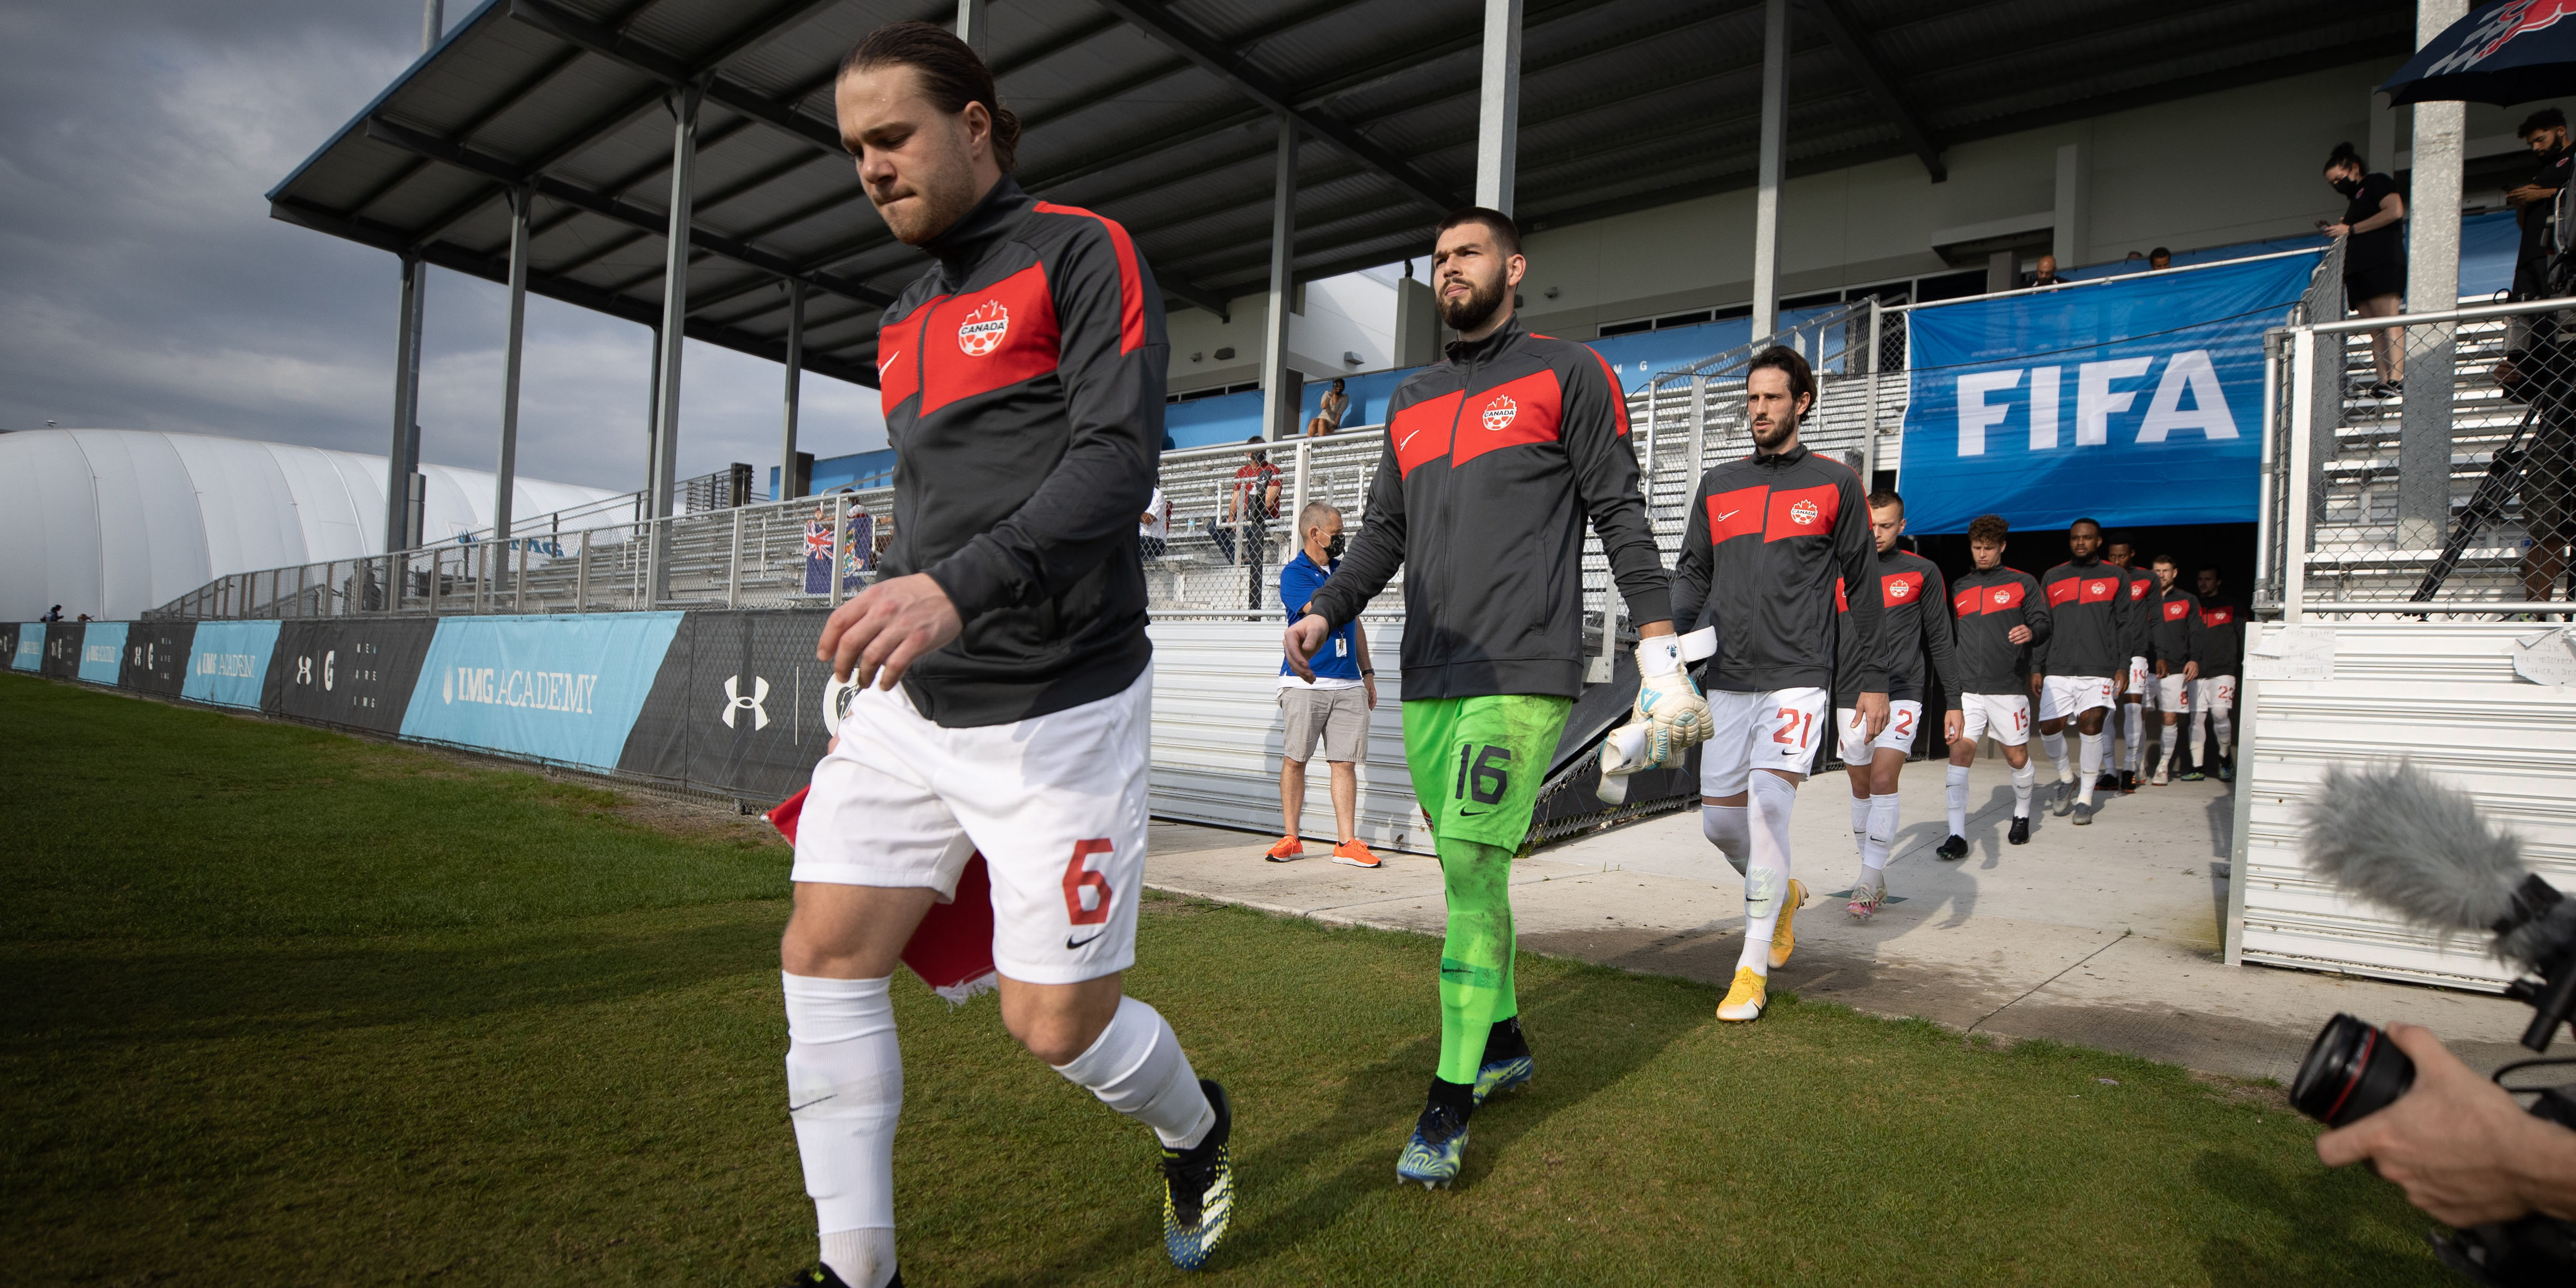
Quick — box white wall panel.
[1146,619,1430,855]
[2236,622,2576,991]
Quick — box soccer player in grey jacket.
[1674,345,1886,1022]
[1938,515,2052,858]
[1832,491,1964,919]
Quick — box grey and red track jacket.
[2198,599,2245,677]
[1673,443,1883,695]
[1307,319,1670,699]
[1949,565,2051,697]
[2116,563,2155,663]
[1832,547,1961,707]
[2144,582,2206,670]
[873,178,1166,727]
[2033,556,2134,680]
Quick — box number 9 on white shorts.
[1959,692,2031,747]
[1837,699,1922,763]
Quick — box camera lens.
[2291,1013,2417,1127]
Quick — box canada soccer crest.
[1992,589,2011,605]
[957,299,1010,356]
[1481,393,1517,431]
[1789,499,1820,527]
[1888,579,1912,599]
[2089,580,2109,596]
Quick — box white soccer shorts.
[1959,692,2032,747]
[2125,655,2149,696]
[2152,674,2191,712]
[1836,699,1922,763]
[2038,674,2115,723]
[1702,687,1830,796]
[2194,675,2237,711]
[792,666,1152,985]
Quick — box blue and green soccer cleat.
[1160,1079,1233,1270]
[1396,1097,1470,1189]
[1473,1016,1532,1104]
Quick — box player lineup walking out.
[784,20,2244,1278]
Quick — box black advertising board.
[0,623,16,673]
[619,609,837,802]
[118,622,196,696]
[262,618,440,735]
[39,622,82,680]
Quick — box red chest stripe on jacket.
[1032,202,1146,355]
[1450,370,1565,468]
[1834,576,1849,613]
[2163,600,2191,621]
[877,294,947,411]
[1764,482,1839,542]
[2055,574,2117,604]
[1586,348,1631,436]
[918,265,1061,417]
[1707,485,1767,543]
[1883,569,1926,607]
[1392,390,1464,478]
[2201,606,2236,628]
[2046,578,2079,607]
[1963,580,2026,615]
[2127,579,2150,600]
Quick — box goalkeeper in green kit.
[1286,207,1707,1189]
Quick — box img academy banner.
[400,613,683,770]
[1899,252,2319,534]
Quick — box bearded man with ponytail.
[781,22,1230,1285]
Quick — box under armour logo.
[722,674,771,730]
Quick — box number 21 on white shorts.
[1702,687,1830,796]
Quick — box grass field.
[0,672,2458,1285]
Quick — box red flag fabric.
[764,787,1000,1003]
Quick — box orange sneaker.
[1265,836,1304,862]
[1330,839,1382,868]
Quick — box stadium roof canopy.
[270,0,2414,389]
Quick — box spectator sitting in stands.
[2323,140,2408,399]
[1210,437,1281,572]
[2023,254,2066,288]
[42,605,62,622]
[1307,378,1349,437]
[2148,247,2172,270]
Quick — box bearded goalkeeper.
[1286,206,1700,1190]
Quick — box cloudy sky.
[0,0,885,497]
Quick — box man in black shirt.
[2509,108,2571,303]
[1936,515,2050,861]
[2188,565,2244,783]
[2141,555,2205,786]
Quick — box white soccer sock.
[1737,772,1798,977]
[1052,995,1215,1150]
[1702,803,1750,876]
[1848,793,1870,863]
[2042,731,2070,781]
[783,972,902,1288]
[2012,762,2035,817]
[1943,763,1970,837]
[2214,703,2234,759]
[2077,733,2105,806]
[2159,722,2178,773]
[2123,704,2144,773]
[2190,704,2209,767]
[1864,793,1899,871]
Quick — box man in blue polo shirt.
[1272,500,1381,867]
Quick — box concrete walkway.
[1146,756,2537,1084]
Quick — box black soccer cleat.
[1934,833,1970,861]
[2095,772,2120,792]
[1161,1079,1234,1269]
[2007,816,2030,846]
[780,1266,901,1288]
[2217,758,2235,783]
[2119,769,2139,794]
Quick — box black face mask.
[1324,533,1347,561]
[2331,175,2362,198]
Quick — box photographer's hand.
[2315,1024,2576,1226]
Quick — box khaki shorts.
[1282,685,1368,763]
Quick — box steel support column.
[1259,116,1298,443]
[2399,0,2467,550]
[780,280,805,501]
[387,255,426,555]
[955,0,988,51]
[492,186,529,584]
[1751,0,1788,341]
[648,84,703,601]
[1474,0,1522,214]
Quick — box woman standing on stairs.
[2323,141,2408,399]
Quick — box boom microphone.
[2303,762,2576,1051]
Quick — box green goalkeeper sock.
[1435,835,1518,1086]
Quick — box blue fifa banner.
[1899,252,2319,533]
[181,621,282,709]
[400,613,683,770]
[78,623,127,685]
[12,624,42,671]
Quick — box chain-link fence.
[2271,282,2576,618]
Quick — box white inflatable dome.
[0,428,629,621]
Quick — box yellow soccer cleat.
[1768,879,1806,969]
[1716,966,1768,1021]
